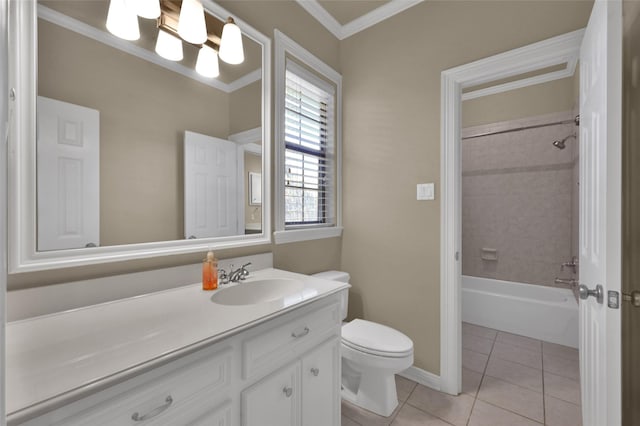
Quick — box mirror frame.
[7,0,272,273]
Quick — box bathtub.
[462,275,579,348]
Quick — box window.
[284,64,335,227]
[275,30,342,244]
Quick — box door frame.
[439,29,585,395]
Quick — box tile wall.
[461,112,579,288]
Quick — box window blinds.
[284,64,335,227]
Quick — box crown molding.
[228,127,262,144]
[341,0,424,39]
[295,0,343,39]
[38,5,255,94]
[461,29,584,100]
[296,0,424,40]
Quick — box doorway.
[440,2,623,424]
[459,80,582,423]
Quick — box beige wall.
[462,77,576,127]
[230,80,262,134]
[340,1,592,374]
[9,1,340,291]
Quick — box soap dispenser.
[202,250,218,291]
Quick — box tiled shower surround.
[462,112,579,288]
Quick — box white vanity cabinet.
[241,337,340,426]
[20,344,234,426]
[301,337,341,426]
[14,292,343,426]
[242,362,301,426]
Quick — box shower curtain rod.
[462,116,579,140]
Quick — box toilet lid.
[341,319,413,357]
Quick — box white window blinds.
[284,61,336,227]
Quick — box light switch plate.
[417,183,435,201]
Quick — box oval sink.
[211,278,304,306]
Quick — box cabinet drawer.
[242,300,340,379]
[43,346,232,426]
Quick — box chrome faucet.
[226,262,251,283]
[554,277,578,287]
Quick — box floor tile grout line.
[403,401,458,426]
[473,397,545,425]
[466,327,497,426]
[388,400,406,425]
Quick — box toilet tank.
[312,271,350,321]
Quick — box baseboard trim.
[399,366,441,391]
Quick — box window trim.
[274,30,342,244]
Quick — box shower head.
[552,139,566,149]
[552,133,576,150]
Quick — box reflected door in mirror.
[37,96,100,251]
[184,131,238,239]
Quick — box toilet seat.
[342,319,413,358]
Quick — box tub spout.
[554,277,577,287]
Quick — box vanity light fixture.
[219,17,244,65]
[177,0,208,45]
[106,0,140,41]
[106,0,245,77]
[135,0,161,19]
[155,28,184,61]
[196,45,220,78]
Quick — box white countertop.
[6,268,348,422]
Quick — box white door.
[37,96,100,251]
[184,131,238,239]
[579,0,622,425]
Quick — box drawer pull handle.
[283,386,293,397]
[291,326,310,338]
[131,395,173,422]
[311,367,320,376]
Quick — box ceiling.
[296,0,424,40]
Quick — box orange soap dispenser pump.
[202,250,218,291]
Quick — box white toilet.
[313,271,414,417]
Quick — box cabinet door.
[302,337,341,426]
[241,362,300,426]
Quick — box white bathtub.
[462,275,579,348]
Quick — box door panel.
[184,131,238,239]
[241,363,300,426]
[301,338,340,426]
[37,96,100,250]
[579,0,622,425]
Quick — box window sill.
[273,226,343,244]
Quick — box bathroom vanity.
[6,269,348,426]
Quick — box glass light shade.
[155,30,183,61]
[219,19,244,65]
[136,0,160,19]
[106,0,140,41]
[177,0,208,45]
[196,46,220,78]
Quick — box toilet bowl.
[312,271,414,417]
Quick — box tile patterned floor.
[341,323,582,426]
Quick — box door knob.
[579,284,604,304]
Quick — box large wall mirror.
[8,0,271,272]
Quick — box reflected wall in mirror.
[37,0,263,249]
[7,0,271,272]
